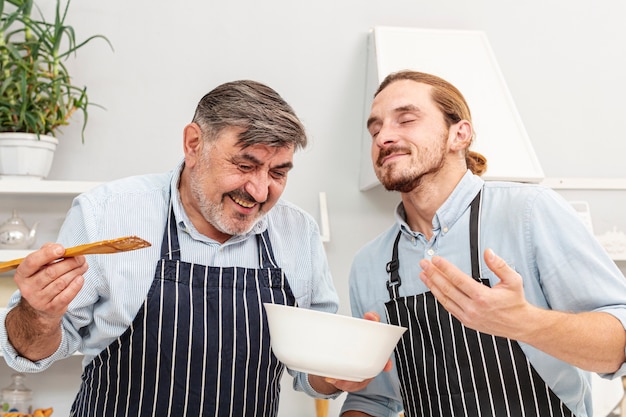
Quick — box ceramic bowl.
[263,303,407,382]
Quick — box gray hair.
[192,80,307,150]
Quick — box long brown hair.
[375,70,487,176]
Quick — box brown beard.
[376,136,447,193]
[381,170,424,193]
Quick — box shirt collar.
[168,159,268,244]
[395,170,484,237]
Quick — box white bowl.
[263,303,407,382]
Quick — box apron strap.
[386,188,484,298]
[469,190,483,281]
[386,231,403,299]
[160,196,279,270]
[160,199,181,261]
[257,229,279,269]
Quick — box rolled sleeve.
[596,306,626,378]
[0,305,71,372]
[290,370,344,400]
[342,389,403,417]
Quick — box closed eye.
[238,163,254,172]
[399,115,417,125]
[270,170,288,180]
[368,123,381,139]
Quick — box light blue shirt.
[342,171,626,417]
[0,160,339,397]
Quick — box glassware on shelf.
[1,373,33,415]
[0,210,38,250]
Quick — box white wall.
[8,0,626,415]
[47,0,626,300]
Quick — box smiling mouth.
[377,146,411,167]
[231,195,256,208]
[377,152,406,167]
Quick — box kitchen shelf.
[541,177,626,190]
[0,179,101,195]
[0,250,31,261]
[0,180,100,277]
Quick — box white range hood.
[359,27,545,191]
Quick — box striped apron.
[384,190,575,417]
[70,202,296,417]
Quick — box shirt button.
[442,227,449,233]
[427,249,435,256]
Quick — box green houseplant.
[0,0,111,179]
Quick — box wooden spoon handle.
[0,258,25,274]
[0,236,151,274]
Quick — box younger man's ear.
[449,120,473,151]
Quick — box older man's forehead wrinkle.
[237,151,293,171]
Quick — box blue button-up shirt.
[342,171,626,417]
[0,160,339,397]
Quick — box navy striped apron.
[70,202,296,417]
[384,190,575,417]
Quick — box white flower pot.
[0,133,58,180]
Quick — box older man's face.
[187,126,294,240]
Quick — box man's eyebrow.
[238,152,293,170]
[272,161,294,171]
[396,104,421,114]
[367,104,422,129]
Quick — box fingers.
[325,358,393,392]
[483,248,518,284]
[40,263,86,313]
[14,245,88,319]
[420,255,472,287]
[16,243,66,276]
[421,250,519,291]
[325,376,374,393]
[24,262,86,314]
[363,311,381,322]
[17,254,87,292]
[419,257,471,314]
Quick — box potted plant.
[0,0,111,179]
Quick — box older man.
[1,80,340,417]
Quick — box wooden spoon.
[315,399,329,417]
[0,235,151,274]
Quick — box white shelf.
[0,181,96,275]
[0,179,101,195]
[0,250,30,276]
[0,250,31,262]
[541,177,626,190]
